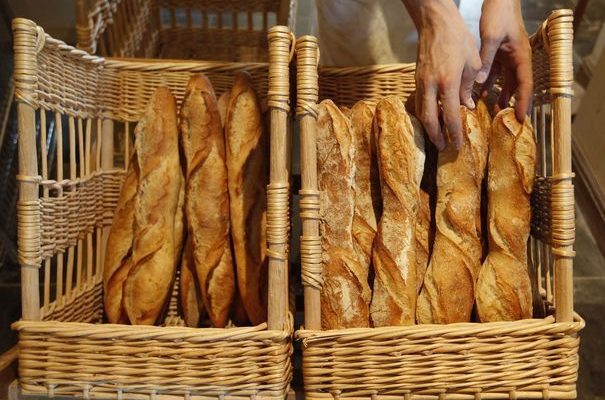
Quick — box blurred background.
[0,0,604,398]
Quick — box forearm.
[401,0,460,30]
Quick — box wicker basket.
[76,0,297,61]
[295,9,584,400]
[12,17,295,399]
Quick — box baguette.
[476,108,535,321]
[180,74,235,328]
[180,238,203,327]
[217,91,230,128]
[370,96,424,327]
[103,154,138,324]
[123,87,183,325]
[225,71,268,326]
[416,106,488,324]
[415,189,431,294]
[350,100,380,269]
[318,99,371,329]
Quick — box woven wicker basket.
[76,0,297,61]
[12,17,295,399]
[295,9,584,400]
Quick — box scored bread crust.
[350,101,380,270]
[318,99,371,329]
[180,74,235,328]
[180,238,203,327]
[123,87,183,325]
[370,96,424,327]
[104,154,137,324]
[225,71,268,326]
[475,108,535,321]
[416,106,488,324]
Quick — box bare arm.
[477,0,532,121]
[402,0,481,150]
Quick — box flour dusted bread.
[416,107,488,324]
[217,92,230,128]
[103,155,138,324]
[318,99,371,329]
[225,71,268,326]
[350,100,380,269]
[370,96,424,327]
[123,87,183,325]
[180,238,203,327]
[180,74,235,328]
[475,108,535,321]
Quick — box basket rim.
[12,312,294,340]
[295,313,584,342]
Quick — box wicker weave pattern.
[295,9,582,400]
[15,21,270,122]
[77,0,296,61]
[13,17,294,399]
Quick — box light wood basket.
[295,9,584,400]
[75,0,297,61]
[12,17,295,400]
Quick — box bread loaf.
[217,91,230,128]
[225,71,268,326]
[103,154,138,324]
[370,96,424,327]
[416,106,488,324]
[350,101,380,269]
[475,108,535,321]
[180,238,203,327]
[123,87,183,325]
[318,99,371,329]
[415,189,431,294]
[180,74,235,328]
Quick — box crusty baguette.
[415,189,431,294]
[370,96,424,327]
[180,74,235,328]
[123,87,183,325]
[217,91,230,128]
[350,100,380,269]
[476,100,491,260]
[103,155,138,324]
[180,238,203,327]
[475,108,535,321]
[416,107,488,324]
[318,99,371,329]
[225,71,268,326]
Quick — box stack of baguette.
[103,72,269,327]
[318,96,536,328]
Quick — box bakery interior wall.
[0,0,604,398]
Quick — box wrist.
[402,0,460,31]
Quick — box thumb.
[476,36,499,84]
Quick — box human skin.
[401,0,532,150]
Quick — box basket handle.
[544,10,576,323]
[296,35,322,331]
[266,25,295,331]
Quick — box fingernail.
[476,70,488,84]
[468,98,476,109]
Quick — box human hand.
[403,0,481,150]
[476,0,533,122]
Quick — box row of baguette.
[318,96,537,329]
[103,72,268,327]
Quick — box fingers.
[460,55,482,109]
[439,83,463,149]
[513,44,533,122]
[481,61,500,97]
[476,35,499,84]
[416,82,446,151]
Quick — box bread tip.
[185,74,214,93]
